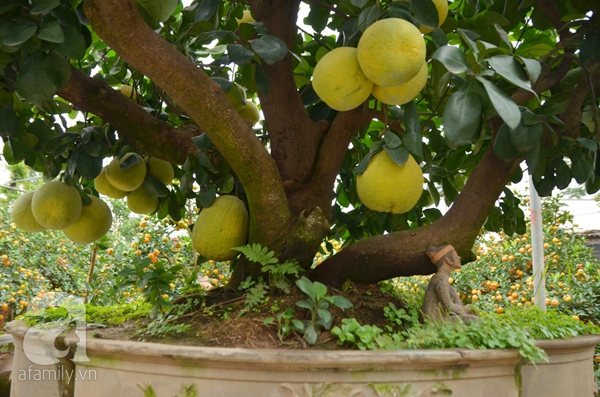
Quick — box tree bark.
[57,67,198,165]
[83,0,292,245]
[248,0,327,187]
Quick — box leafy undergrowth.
[90,282,407,350]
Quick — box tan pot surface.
[7,320,522,397]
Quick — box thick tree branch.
[57,67,197,164]
[83,0,292,243]
[248,0,326,184]
[286,104,373,218]
[312,143,521,286]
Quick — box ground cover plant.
[0,0,599,384]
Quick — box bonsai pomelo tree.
[0,0,598,293]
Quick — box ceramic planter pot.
[7,320,522,397]
[521,334,600,397]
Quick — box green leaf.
[227,44,255,66]
[193,0,219,21]
[493,124,519,162]
[384,146,409,167]
[76,151,103,180]
[580,30,600,68]
[0,107,18,137]
[443,88,482,147]
[30,0,60,14]
[296,276,316,300]
[191,134,213,150]
[52,25,87,59]
[577,137,598,153]
[251,35,288,65]
[517,56,542,84]
[487,55,537,97]
[37,19,65,43]
[144,175,170,198]
[476,76,521,129]
[441,177,458,203]
[317,308,332,328]
[571,156,593,183]
[198,185,217,208]
[254,63,270,95]
[296,299,314,310]
[305,4,329,33]
[330,295,353,309]
[304,324,318,345]
[404,101,422,152]
[554,159,571,189]
[44,51,71,89]
[383,130,402,149]
[351,0,369,7]
[357,5,379,32]
[432,46,472,74]
[314,281,328,300]
[17,52,58,102]
[136,0,178,23]
[504,108,542,154]
[410,0,438,28]
[3,20,37,47]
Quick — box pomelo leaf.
[0,107,18,137]
[136,0,178,23]
[251,34,288,65]
[493,124,519,162]
[3,20,37,46]
[410,0,438,28]
[432,45,472,74]
[384,146,409,167]
[488,55,537,97]
[227,44,255,66]
[30,0,60,14]
[442,88,482,147]
[477,76,521,129]
[38,19,65,43]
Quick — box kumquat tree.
[0,0,599,312]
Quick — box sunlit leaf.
[487,55,537,97]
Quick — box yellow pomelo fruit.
[419,0,449,33]
[357,18,426,87]
[105,152,147,192]
[94,167,128,199]
[12,191,46,232]
[126,186,159,215]
[236,9,255,25]
[357,151,424,214]
[63,196,112,245]
[146,157,174,186]
[116,84,138,101]
[225,82,247,111]
[31,181,83,230]
[192,195,249,261]
[312,47,374,111]
[238,101,261,125]
[372,61,428,105]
